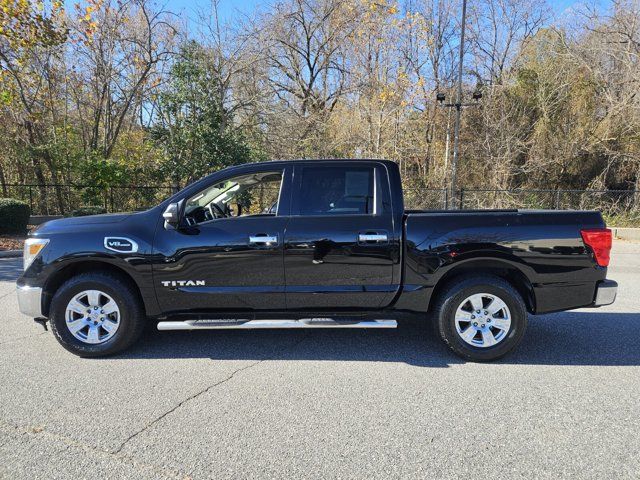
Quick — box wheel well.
[42,261,144,317]
[428,260,536,313]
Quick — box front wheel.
[49,272,146,357]
[433,275,528,362]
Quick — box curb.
[0,250,22,258]
[611,227,640,242]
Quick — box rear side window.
[298,166,375,215]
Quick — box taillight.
[580,228,612,267]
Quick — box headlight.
[23,238,49,271]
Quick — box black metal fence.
[2,184,175,216]
[403,188,640,218]
[3,183,639,219]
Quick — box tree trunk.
[41,151,66,214]
[31,157,48,215]
[0,162,7,197]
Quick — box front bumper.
[594,279,618,306]
[17,286,44,318]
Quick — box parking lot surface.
[1,242,639,479]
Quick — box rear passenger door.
[283,162,400,310]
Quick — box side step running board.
[157,319,397,331]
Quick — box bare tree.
[400,0,459,180]
[190,0,266,134]
[468,0,549,84]
[70,0,177,158]
[564,0,640,190]
[260,0,359,156]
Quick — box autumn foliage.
[0,0,638,220]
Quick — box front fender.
[17,213,160,317]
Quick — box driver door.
[152,165,292,315]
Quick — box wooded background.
[1,0,639,221]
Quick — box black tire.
[433,275,527,362]
[49,272,146,357]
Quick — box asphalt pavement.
[0,242,639,479]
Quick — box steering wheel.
[267,201,278,214]
[208,202,227,219]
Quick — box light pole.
[435,0,482,209]
[451,0,467,209]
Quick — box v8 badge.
[104,237,138,253]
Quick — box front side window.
[184,171,282,225]
[298,166,375,216]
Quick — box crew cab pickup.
[16,159,617,361]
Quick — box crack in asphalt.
[0,420,190,480]
[112,332,311,456]
[112,359,263,455]
[0,329,311,477]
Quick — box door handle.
[249,234,278,245]
[358,233,388,243]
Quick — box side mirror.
[163,202,181,230]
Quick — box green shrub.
[68,205,107,217]
[0,198,31,234]
[603,212,640,228]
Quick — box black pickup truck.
[17,159,617,361]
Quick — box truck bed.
[400,208,607,314]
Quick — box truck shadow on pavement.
[116,311,640,367]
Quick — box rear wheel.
[49,273,145,357]
[433,275,527,362]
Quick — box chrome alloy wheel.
[65,290,120,344]
[454,293,511,348]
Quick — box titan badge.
[161,280,206,287]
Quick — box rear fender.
[397,250,536,313]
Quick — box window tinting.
[299,166,374,215]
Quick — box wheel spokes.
[101,300,118,315]
[86,325,101,343]
[481,328,498,347]
[67,318,87,334]
[101,319,118,333]
[86,290,101,307]
[455,292,513,348]
[468,294,484,312]
[487,297,508,315]
[460,325,478,343]
[491,317,510,331]
[65,289,120,345]
[67,298,87,315]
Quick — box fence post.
[459,189,464,209]
[555,189,561,210]
[444,188,449,210]
[67,185,72,216]
[110,187,114,213]
[28,186,33,212]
